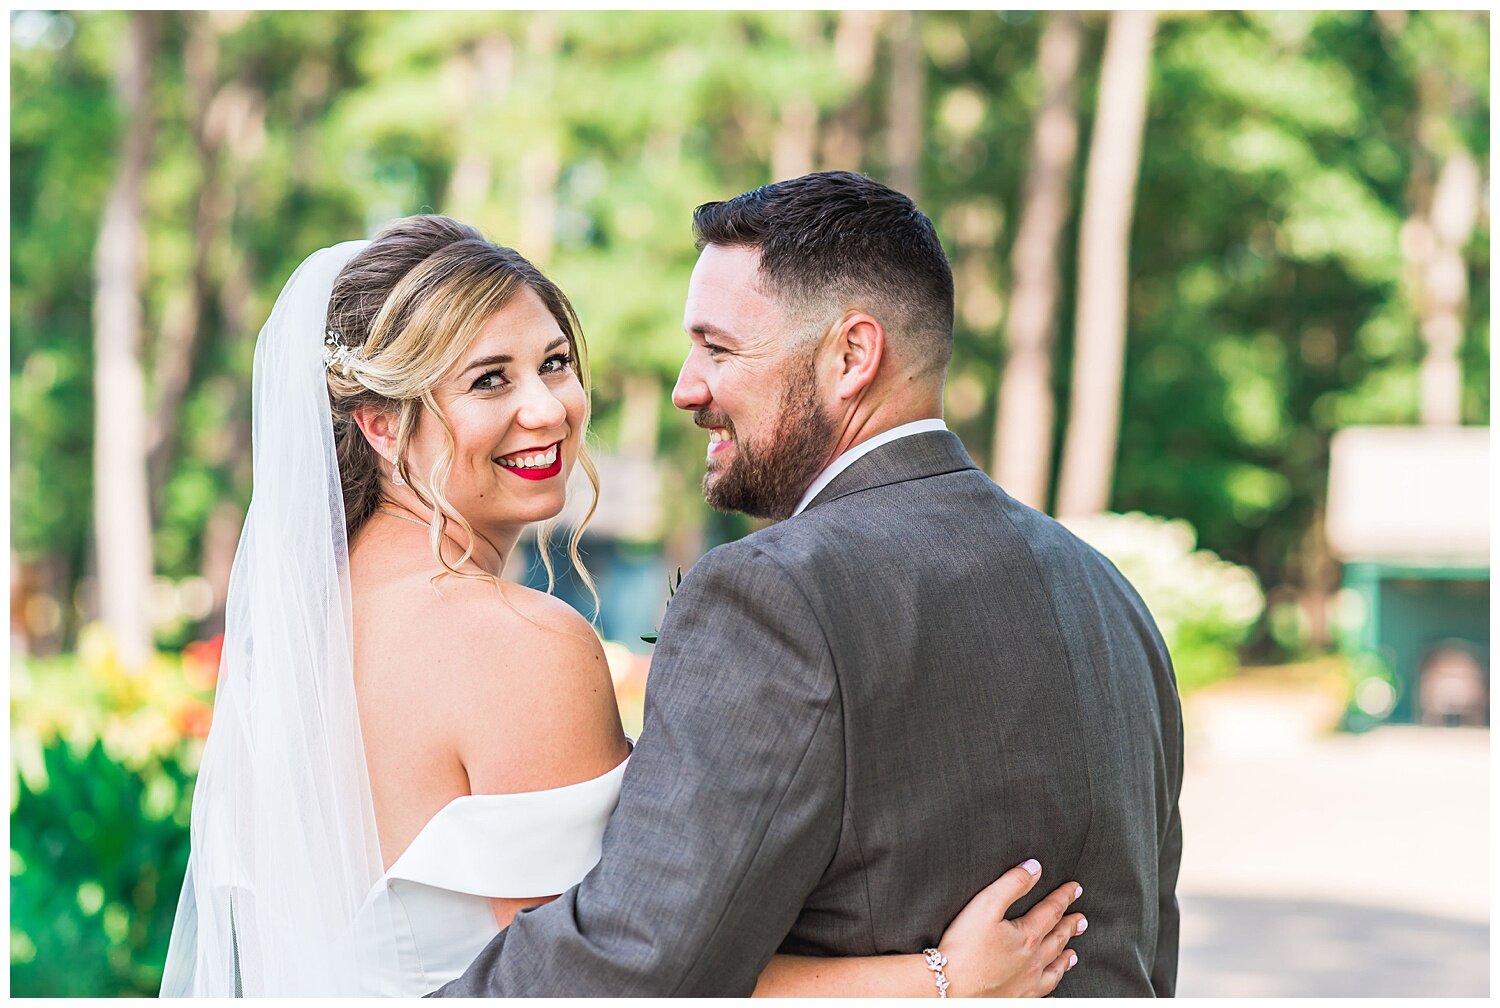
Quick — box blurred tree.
[1115,10,1488,653]
[992,10,1083,510]
[92,11,159,668]
[146,12,239,507]
[7,35,1497,997]
[819,11,882,170]
[1377,10,1487,426]
[12,10,116,652]
[8,10,1491,665]
[884,11,924,199]
[1055,10,1157,518]
[1412,150,1480,425]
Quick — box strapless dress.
[356,754,629,996]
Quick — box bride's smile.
[405,286,586,546]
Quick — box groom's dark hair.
[692,170,954,375]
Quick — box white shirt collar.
[792,418,949,517]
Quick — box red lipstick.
[506,455,562,481]
[496,441,564,481]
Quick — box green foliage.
[10,639,211,996]
[9,11,117,562]
[10,739,195,997]
[8,10,1491,663]
[1062,512,1266,694]
[1113,10,1488,631]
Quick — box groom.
[434,171,1182,996]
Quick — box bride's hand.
[934,859,1085,997]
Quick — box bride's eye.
[540,352,574,375]
[471,369,507,391]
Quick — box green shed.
[1327,426,1490,726]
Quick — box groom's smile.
[703,423,735,465]
[675,245,840,519]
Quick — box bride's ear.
[351,405,398,466]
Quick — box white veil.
[161,240,399,995]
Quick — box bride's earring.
[391,458,406,487]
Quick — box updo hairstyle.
[323,214,598,597]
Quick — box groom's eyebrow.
[460,337,569,375]
[689,323,735,342]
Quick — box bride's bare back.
[349,515,630,918]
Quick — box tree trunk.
[92,11,159,669]
[772,97,818,181]
[148,12,228,506]
[444,34,513,220]
[820,10,882,169]
[770,17,822,180]
[992,11,1083,510]
[197,500,243,638]
[618,373,662,458]
[1416,150,1480,425]
[518,18,561,263]
[1054,10,1156,519]
[1381,11,1483,428]
[885,11,923,198]
[1298,503,1339,652]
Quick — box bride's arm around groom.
[437,542,863,995]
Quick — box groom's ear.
[827,310,884,400]
[351,405,398,465]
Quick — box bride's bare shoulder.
[357,573,627,792]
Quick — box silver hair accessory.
[322,328,366,377]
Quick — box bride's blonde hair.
[323,214,599,603]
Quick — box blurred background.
[8,9,1489,997]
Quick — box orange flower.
[182,634,225,690]
[172,698,213,739]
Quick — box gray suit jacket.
[434,430,1183,997]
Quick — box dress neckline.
[379,747,632,884]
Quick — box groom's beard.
[697,369,839,521]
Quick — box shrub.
[1061,511,1265,694]
[11,625,651,995]
[10,628,210,997]
[10,739,195,997]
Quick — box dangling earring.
[391,458,405,487]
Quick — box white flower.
[1061,511,1264,689]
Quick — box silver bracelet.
[922,947,951,998]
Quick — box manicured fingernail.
[1074,884,1083,899]
[1077,917,1088,934]
[1068,952,1078,969]
[1021,859,1041,876]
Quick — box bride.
[161,215,1084,997]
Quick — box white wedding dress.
[356,753,630,996]
[162,241,630,998]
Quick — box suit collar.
[792,418,948,516]
[803,430,979,512]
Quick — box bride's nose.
[515,377,568,430]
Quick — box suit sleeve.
[1151,710,1184,996]
[430,543,845,996]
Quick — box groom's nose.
[672,354,709,413]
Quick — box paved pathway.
[1174,694,1489,997]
